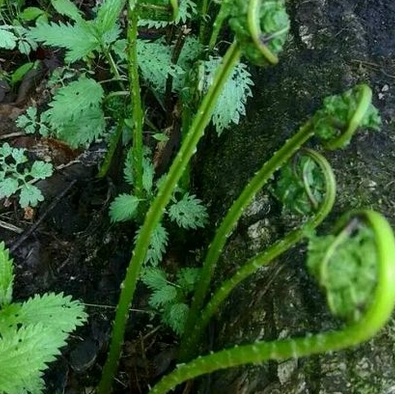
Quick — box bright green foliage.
[168,193,208,229]
[0,25,37,54]
[0,242,87,394]
[307,225,377,323]
[313,86,381,142]
[141,267,200,335]
[51,0,84,22]
[109,194,140,222]
[136,223,169,266]
[27,0,124,63]
[272,154,326,215]
[42,76,105,146]
[0,143,53,208]
[16,106,49,136]
[197,57,254,135]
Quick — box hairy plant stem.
[150,210,395,394]
[183,149,336,356]
[198,0,210,43]
[97,41,242,394]
[208,0,230,49]
[128,5,144,201]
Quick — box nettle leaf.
[140,267,168,290]
[168,193,208,229]
[200,57,253,135]
[19,184,44,208]
[109,193,140,222]
[163,302,189,335]
[0,242,14,307]
[44,77,104,124]
[123,149,134,186]
[0,27,17,49]
[136,222,168,266]
[176,267,200,294]
[142,155,154,194]
[54,105,106,147]
[137,38,183,95]
[149,285,177,308]
[0,178,19,199]
[95,0,125,37]
[30,161,53,179]
[28,21,98,62]
[51,0,83,22]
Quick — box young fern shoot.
[150,210,395,394]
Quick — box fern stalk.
[97,41,242,394]
[128,4,144,201]
[183,149,337,356]
[178,84,375,361]
[150,210,395,394]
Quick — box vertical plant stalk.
[179,84,374,361]
[184,149,336,355]
[97,41,242,394]
[198,0,210,43]
[208,0,230,50]
[128,4,144,200]
[150,210,395,394]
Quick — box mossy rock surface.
[194,0,395,392]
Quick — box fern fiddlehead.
[179,83,381,361]
[182,148,337,355]
[150,210,395,394]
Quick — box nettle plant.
[0,242,87,394]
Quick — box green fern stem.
[150,210,395,394]
[198,0,210,43]
[128,4,144,201]
[184,149,336,356]
[178,84,374,362]
[97,41,242,394]
[208,0,231,50]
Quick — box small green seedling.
[0,142,53,208]
[0,242,87,394]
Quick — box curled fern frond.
[229,0,290,65]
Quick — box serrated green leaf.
[109,193,140,222]
[176,267,200,293]
[141,267,168,290]
[95,0,125,36]
[45,77,104,124]
[163,302,189,335]
[123,149,134,186]
[142,156,154,194]
[0,293,87,334]
[30,161,53,179]
[51,0,83,22]
[149,285,177,308]
[28,21,98,62]
[11,147,27,164]
[0,143,13,157]
[0,178,19,199]
[19,184,44,208]
[168,192,208,229]
[0,28,17,50]
[135,222,168,266]
[0,242,14,307]
[201,58,253,135]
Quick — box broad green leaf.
[51,0,83,22]
[0,242,14,307]
[44,77,104,126]
[19,184,44,208]
[0,178,19,198]
[11,147,27,164]
[109,194,140,222]
[30,161,53,179]
[0,28,16,49]
[11,62,34,85]
[19,6,45,21]
[28,21,99,62]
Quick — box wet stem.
[97,40,242,394]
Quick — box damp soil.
[1,0,395,393]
